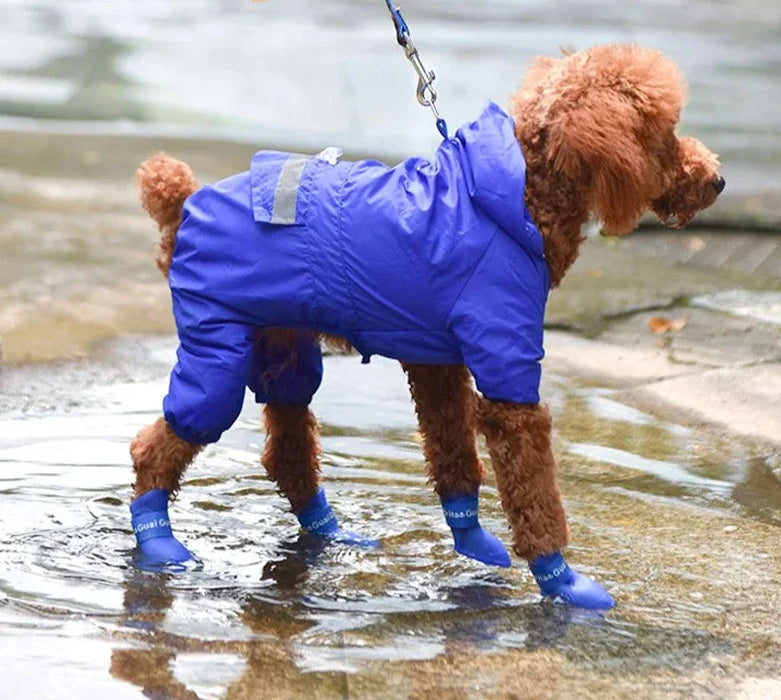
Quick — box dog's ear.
[545,45,687,234]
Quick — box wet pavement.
[544,227,781,450]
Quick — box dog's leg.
[403,364,484,495]
[254,332,321,514]
[479,402,567,558]
[129,318,255,568]
[261,403,378,548]
[261,403,321,513]
[254,329,378,548]
[132,417,202,496]
[132,153,256,568]
[129,416,203,567]
[480,401,613,608]
[403,363,510,567]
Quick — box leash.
[384,1,449,140]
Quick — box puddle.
[0,337,780,697]
[556,384,781,524]
[567,443,732,494]
[579,390,691,437]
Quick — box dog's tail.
[136,153,199,277]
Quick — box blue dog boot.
[441,492,511,567]
[296,488,379,548]
[530,551,614,609]
[130,489,198,569]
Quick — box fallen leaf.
[648,316,671,333]
[648,315,688,334]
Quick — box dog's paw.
[530,551,614,610]
[452,526,511,567]
[542,571,615,610]
[441,492,511,567]
[297,488,379,548]
[134,536,201,572]
[130,488,200,571]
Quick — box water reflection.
[110,541,575,696]
[109,555,735,699]
[731,458,781,526]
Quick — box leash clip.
[384,1,449,139]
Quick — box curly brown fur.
[510,44,721,285]
[261,404,322,512]
[136,153,199,277]
[322,333,354,354]
[403,363,485,496]
[479,401,568,560]
[131,417,203,497]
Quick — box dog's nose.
[713,175,726,194]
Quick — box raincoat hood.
[456,101,543,257]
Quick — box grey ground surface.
[546,225,781,451]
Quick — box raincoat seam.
[337,161,360,330]
[297,163,319,323]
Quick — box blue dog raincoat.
[164,102,549,444]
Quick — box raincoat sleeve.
[163,293,255,445]
[448,230,548,405]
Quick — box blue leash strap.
[385,0,410,45]
[384,1,449,140]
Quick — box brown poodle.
[129,44,723,608]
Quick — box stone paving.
[546,224,780,450]
[627,229,781,281]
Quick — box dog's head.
[650,136,723,229]
[511,44,723,235]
